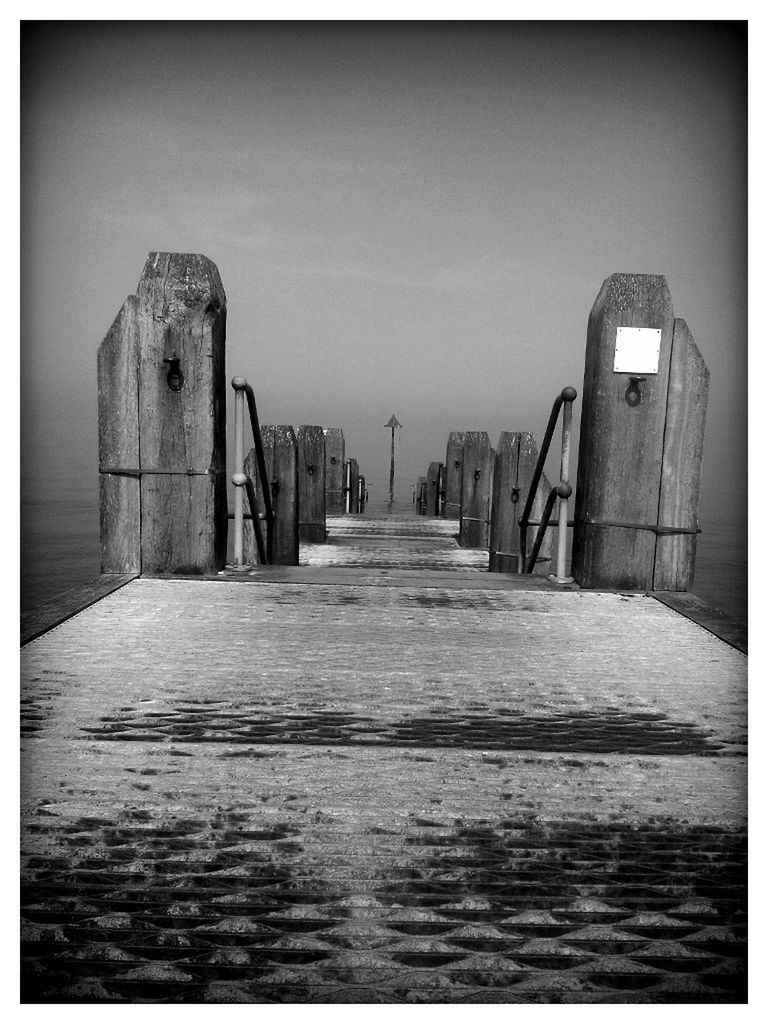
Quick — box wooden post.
[417,476,427,514]
[297,425,326,543]
[437,463,446,517]
[459,432,492,549]
[323,428,345,515]
[653,318,709,590]
[358,475,367,514]
[98,294,141,572]
[98,252,227,575]
[245,426,298,565]
[489,432,553,574]
[572,273,676,590]
[345,458,360,513]
[521,433,555,577]
[443,431,465,519]
[489,433,516,574]
[427,461,441,516]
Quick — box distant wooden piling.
[245,426,298,565]
[459,432,492,548]
[98,252,227,575]
[489,432,553,574]
[437,463,446,517]
[427,462,442,517]
[324,428,345,515]
[443,432,465,519]
[345,458,360,514]
[417,476,428,514]
[297,426,326,543]
[358,475,367,514]
[572,273,707,591]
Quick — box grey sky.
[22,22,746,508]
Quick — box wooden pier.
[21,507,746,1003]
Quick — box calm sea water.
[20,483,747,627]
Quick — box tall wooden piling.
[98,252,227,575]
[427,462,442,517]
[297,425,326,543]
[489,432,553,574]
[245,426,299,565]
[572,273,706,591]
[443,432,465,519]
[653,318,709,590]
[459,432,492,549]
[324,428,345,515]
[98,295,141,573]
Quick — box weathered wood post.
[417,476,427,514]
[427,461,441,516]
[443,432,465,519]
[358,475,367,514]
[297,425,326,543]
[245,426,298,565]
[437,463,446,516]
[489,432,553,574]
[459,432,492,548]
[654,317,709,590]
[324,428,345,515]
[345,458,360,513]
[98,252,227,574]
[572,274,708,590]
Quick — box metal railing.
[231,376,274,567]
[519,386,577,582]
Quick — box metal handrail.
[231,376,274,566]
[519,386,577,581]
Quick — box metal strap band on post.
[577,517,700,536]
[494,550,547,562]
[462,515,490,523]
[99,467,225,477]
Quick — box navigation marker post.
[385,414,402,508]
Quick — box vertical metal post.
[232,377,246,568]
[554,395,574,584]
[389,426,395,505]
[385,414,401,508]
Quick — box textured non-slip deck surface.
[21,516,747,1003]
[300,514,490,570]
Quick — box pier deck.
[21,511,747,1003]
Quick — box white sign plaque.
[613,327,661,374]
